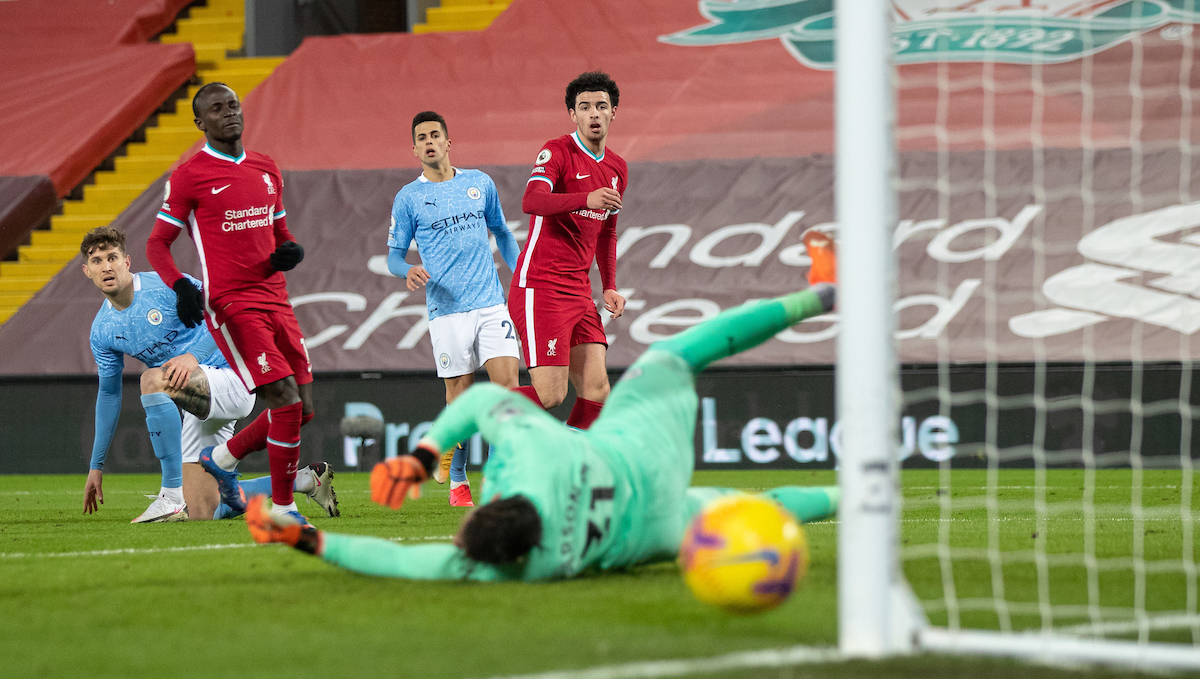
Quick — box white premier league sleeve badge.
[659,0,1200,69]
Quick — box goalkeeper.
[249,280,837,581]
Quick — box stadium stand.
[1,0,1195,374]
[0,0,282,324]
[414,0,512,34]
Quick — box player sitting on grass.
[248,260,839,579]
[79,226,338,522]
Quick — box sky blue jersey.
[89,272,227,377]
[388,168,519,321]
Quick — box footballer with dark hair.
[247,236,843,582]
[505,70,628,429]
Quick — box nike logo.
[575,173,590,180]
[212,185,231,194]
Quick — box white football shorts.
[428,303,521,378]
[180,364,256,463]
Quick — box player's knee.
[538,383,568,409]
[140,369,167,395]
[301,407,315,426]
[458,495,542,565]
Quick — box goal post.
[834,0,920,658]
[834,0,1200,670]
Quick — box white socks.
[213,443,239,472]
[161,486,184,504]
[271,501,299,515]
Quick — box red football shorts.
[209,307,314,391]
[508,285,607,368]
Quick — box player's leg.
[207,309,309,522]
[564,298,609,428]
[511,286,576,408]
[131,368,187,523]
[682,486,840,526]
[265,307,318,522]
[430,310,478,493]
[653,284,836,374]
[566,343,608,429]
[185,364,256,515]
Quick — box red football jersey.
[513,132,627,296]
[156,144,292,323]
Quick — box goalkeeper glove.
[245,496,322,554]
[172,278,205,328]
[270,240,305,271]
[370,444,438,510]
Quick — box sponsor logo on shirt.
[146,309,163,326]
[571,208,609,221]
[223,205,274,232]
[467,187,481,200]
[258,352,271,373]
[531,166,546,174]
[131,330,179,363]
[430,209,486,232]
[535,149,552,165]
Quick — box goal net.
[835,0,1200,669]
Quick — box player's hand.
[270,240,305,272]
[161,353,200,391]
[83,469,104,514]
[370,455,429,510]
[172,278,205,328]
[603,289,626,319]
[587,188,622,212]
[405,265,431,291]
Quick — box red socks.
[227,410,269,460]
[226,407,316,459]
[566,397,603,429]
[267,401,303,506]
[513,386,603,428]
[513,385,544,408]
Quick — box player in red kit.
[509,71,627,429]
[146,82,316,524]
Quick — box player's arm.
[320,535,513,581]
[246,498,513,580]
[84,371,123,514]
[386,193,429,290]
[147,173,206,327]
[268,182,304,271]
[596,213,624,317]
[484,179,520,271]
[521,144,621,216]
[370,384,548,510]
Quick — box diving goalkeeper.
[249,281,837,581]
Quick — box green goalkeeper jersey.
[318,287,834,582]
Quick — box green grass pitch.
[0,469,1190,678]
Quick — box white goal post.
[834,0,1200,670]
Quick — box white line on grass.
[0,535,455,559]
[482,645,843,679]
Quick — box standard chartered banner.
[2,151,1200,375]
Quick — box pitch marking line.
[483,645,843,679]
[0,535,454,559]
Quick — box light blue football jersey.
[89,272,230,377]
[388,168,515,320]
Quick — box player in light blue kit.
[80,227,338,522]
[387,111,522,507]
